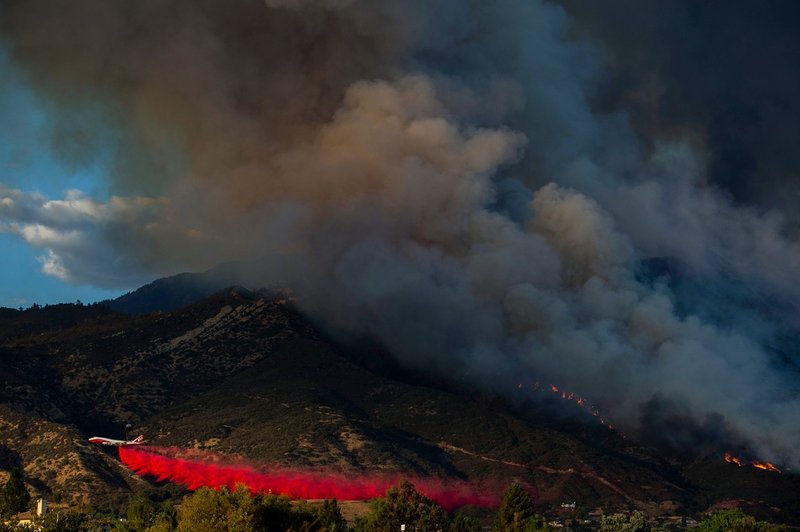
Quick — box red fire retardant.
[119,446,503,511]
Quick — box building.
[14,497,47,529]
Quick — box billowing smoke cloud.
[1,0,799,466]
[559,0,800,217]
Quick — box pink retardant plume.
[118,446,502,511]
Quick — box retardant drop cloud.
[119,446,503,511]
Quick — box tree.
[146,519,177,532]
[696,509,789,532]
[600,511,653,532]
[0,468,31,516]
[148,502,178,532]
[697,508,756,532]
[496,482,546,532]
[127,492,158,531]
[353,480,449,532]
[316,499,348,532]
[451,513,482,532]
[521,515,549,532]
[177,485,316,532]
[177,487,235,532]
[38,510,90,532]
[251,492,314,531]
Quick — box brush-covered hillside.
[0,275,798,523]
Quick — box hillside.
[0,285,797,523]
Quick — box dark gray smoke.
[1,0,799,466]
[560,0,800,219]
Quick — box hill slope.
[0,287,796,522]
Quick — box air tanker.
[88,434,146,446]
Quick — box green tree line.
[0,469,792,532]
[0,477,546,532]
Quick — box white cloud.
[39,249,70,281]
[0,184,171,287]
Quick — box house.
[14,498,47,529]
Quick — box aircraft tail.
[131,435,145,444]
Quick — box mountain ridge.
[0,279,797,522]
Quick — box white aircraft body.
[88,434,146,446]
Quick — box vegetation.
[450,513,482,532]
[1,291,799,527]
[352,480,449,532]
[118,492,178,532]
[316,499,349,532]
[0,481,795,532]
[600,510,664,532]
[174,485,321,532]
[696,508,789,532]
[0,469,30,517]
[37,509,90,532]
[495,481,548,532]
[3,288,798,519]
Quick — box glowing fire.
[523,382,785,473]
[724,452,743,467]
[724,452,780,473]
[752,461,781,473]
[521,381,616,432]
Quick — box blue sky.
[0,46,127,308]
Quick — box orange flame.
[518,379,621,435]
[544,383,615,430]
[724,452,780,473]
[752,461,781,473]
[724,452,743,466]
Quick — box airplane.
[88,434,146,446]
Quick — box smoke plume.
[1,0,799,466]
